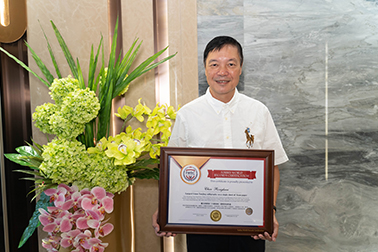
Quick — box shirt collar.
[205,88,240,114]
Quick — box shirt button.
[225,117,228,120]
[226,136,229,139]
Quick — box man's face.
[205,44,242,103]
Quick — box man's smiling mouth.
[215,80,230,84]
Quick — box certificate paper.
[158,147,275,236]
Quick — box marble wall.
[198,0,378,251]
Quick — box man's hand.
[152,208,176,237]
[252,213,279,241]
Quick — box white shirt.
[169,88,288,165]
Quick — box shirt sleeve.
[168,112,188,147]
[262,109,289,166]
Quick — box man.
[152,36,288,252]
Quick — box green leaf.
[96,19,118,140]
[126,158,159,171]
[84,122,95,148]
[0,47,50,87]
[26,141,43,157]
[40,21,62,79]
[4,154,33,166]
[25,41,54,85]
[76,59,85,89]
[113,46,176,97]
[97,81,114,140]
[30,182,56,201]
[88,37,103,91]
[50,21,78,79]
[13,170,41,177]
[130,168,160,180]
[20,177,46,182]
[18,192,53,248]
[16,146,40,157]
[139,51,177,76]
[30,139,44,154]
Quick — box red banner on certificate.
[207,170,257,180]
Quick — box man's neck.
[209,89,236,103]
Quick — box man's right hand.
[152,208,176,237]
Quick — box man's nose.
[217,65,228,75]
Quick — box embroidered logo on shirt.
[245,127,254,148]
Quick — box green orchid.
[105,137,137,165]
[149,143,165,158]
[87,137,109,154]
[166,105,178,120]
[132,98,152,122]
[115,105,133,120]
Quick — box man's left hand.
[252,213,278,241]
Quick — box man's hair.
[203,36,243,66]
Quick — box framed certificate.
[158,147,275,236]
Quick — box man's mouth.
[215,80,230,84]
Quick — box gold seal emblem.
[245,207,253,215]
[210,210,222,222]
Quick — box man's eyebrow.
[207,58,238,63]
[208,59,218,63]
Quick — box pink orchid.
[46,206,66,217]
[61,229,82,248]
[39,208,55,226]
[81,187,113,214]
[74,230,93,250]
[80,188,91,195]
[95,223,114,238]
[44,186,67,207]
[42,216,72,233]
[39,184,114,251]
[87,238,108,252]
[41,234,60,251]
[59,183,79,197]
[77,209,102,230]
[72,247,85,252]
[62,191,83,211]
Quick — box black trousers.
[187,234,265,252]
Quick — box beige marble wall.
[26,0,198,252]
[167,0,199,108]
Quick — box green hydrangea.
[32,103,57,134]
[33,76,101,140]
[49,76,80,105]
[82,152,135,194]
[61,88,100,124]
[39,139,89,185]
[49,112,85,139]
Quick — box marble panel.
[198,0,378,251]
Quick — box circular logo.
[210,210,222,222]
[180,164,201,184]
[245,207,253,215]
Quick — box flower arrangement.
[1,19,177,250]
[40,184,114,252]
